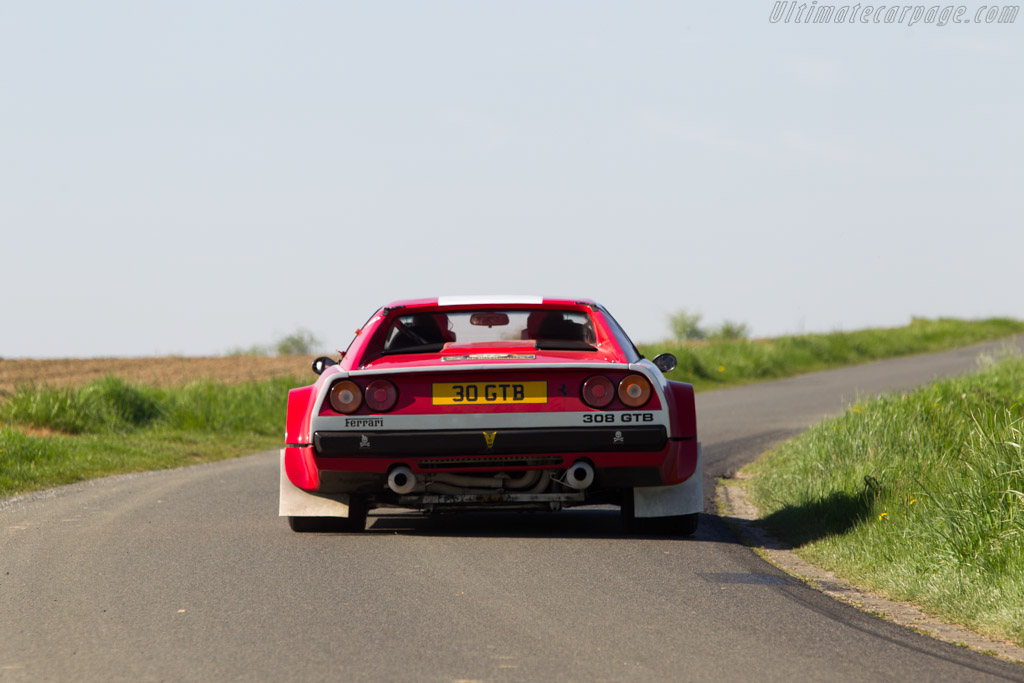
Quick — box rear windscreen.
[382,310,597,354]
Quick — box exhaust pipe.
[387,466,416,494]
[564,461,595,490]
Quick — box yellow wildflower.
[717,365,725,372]
[878,512,888,521]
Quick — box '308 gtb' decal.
[582,413,655,424]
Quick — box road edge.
[716,473,1024,665]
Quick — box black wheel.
[344,496,369,531]
[672,512,699,537]
[289,516,332,532]
[620,488,642,534]
[288,497,368,533]
[620,489,699,537]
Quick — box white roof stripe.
[436,295,544,307]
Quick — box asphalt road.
[3,339,1023,682]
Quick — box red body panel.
[360,344,620,370]
[664,381,698,439]
[316,369,663,417]
[662,439,699,484]
[285,386,318,446]
[308,439,698,484]
[284,446,319,490]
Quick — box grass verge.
[744,353,1024,647]
[0,376,302,497]
[640,317,1024,392]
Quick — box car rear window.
[381,309,598,354]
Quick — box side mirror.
[312,356,337,375]
[652,353,677,373]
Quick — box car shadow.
[358,506,730,542]
[364,507,626,539]
[302,486,876,545]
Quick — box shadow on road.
[345,507,742,542]
[364,508,641,539]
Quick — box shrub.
[275,329,321,356]
[667,310,706,341]
[710,320,750,340]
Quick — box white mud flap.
[279,449,354,518]
[632,443,703,518]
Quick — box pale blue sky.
[2,2,1021,358]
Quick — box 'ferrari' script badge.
[483,431,497,449]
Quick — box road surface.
[2,338,1022,681]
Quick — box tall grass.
[158,378,296,433]
[0,375,297,436]
[641,317,1024,390]
[0,375,303,495]
[746,353,1024,646]
[1,376,163,434]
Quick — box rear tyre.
[288,516,331,532]
[672,512,699,537]
[288,497,369,533]
[343,496,369,532]
[620,489,699,537]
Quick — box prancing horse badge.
[483,431,497,449]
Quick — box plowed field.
[0,356,318,395]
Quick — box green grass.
[640,317,1024,392]
[744,353,1024,646]
[0,375,302,496]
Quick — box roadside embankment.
[741,352,1024,649]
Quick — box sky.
[2,2,1021,358]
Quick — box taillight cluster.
[365,379,398,412]
[329,379,398,414]
[581,374,652,409]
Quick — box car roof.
[383,296,598,310]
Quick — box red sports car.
[280,296,702,534]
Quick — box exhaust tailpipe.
[564,461,595,490]
[387,466,416,494]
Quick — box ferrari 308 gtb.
[280,296,702,534]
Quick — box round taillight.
[365,379,398,412]
[581,375,615,409]
[618,374,652,408]
[329,380,363,414]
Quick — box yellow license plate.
[432,381,547,405]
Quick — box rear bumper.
[284,430,698,494]
[313,426,668,457]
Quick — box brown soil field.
[0,356,320,395]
